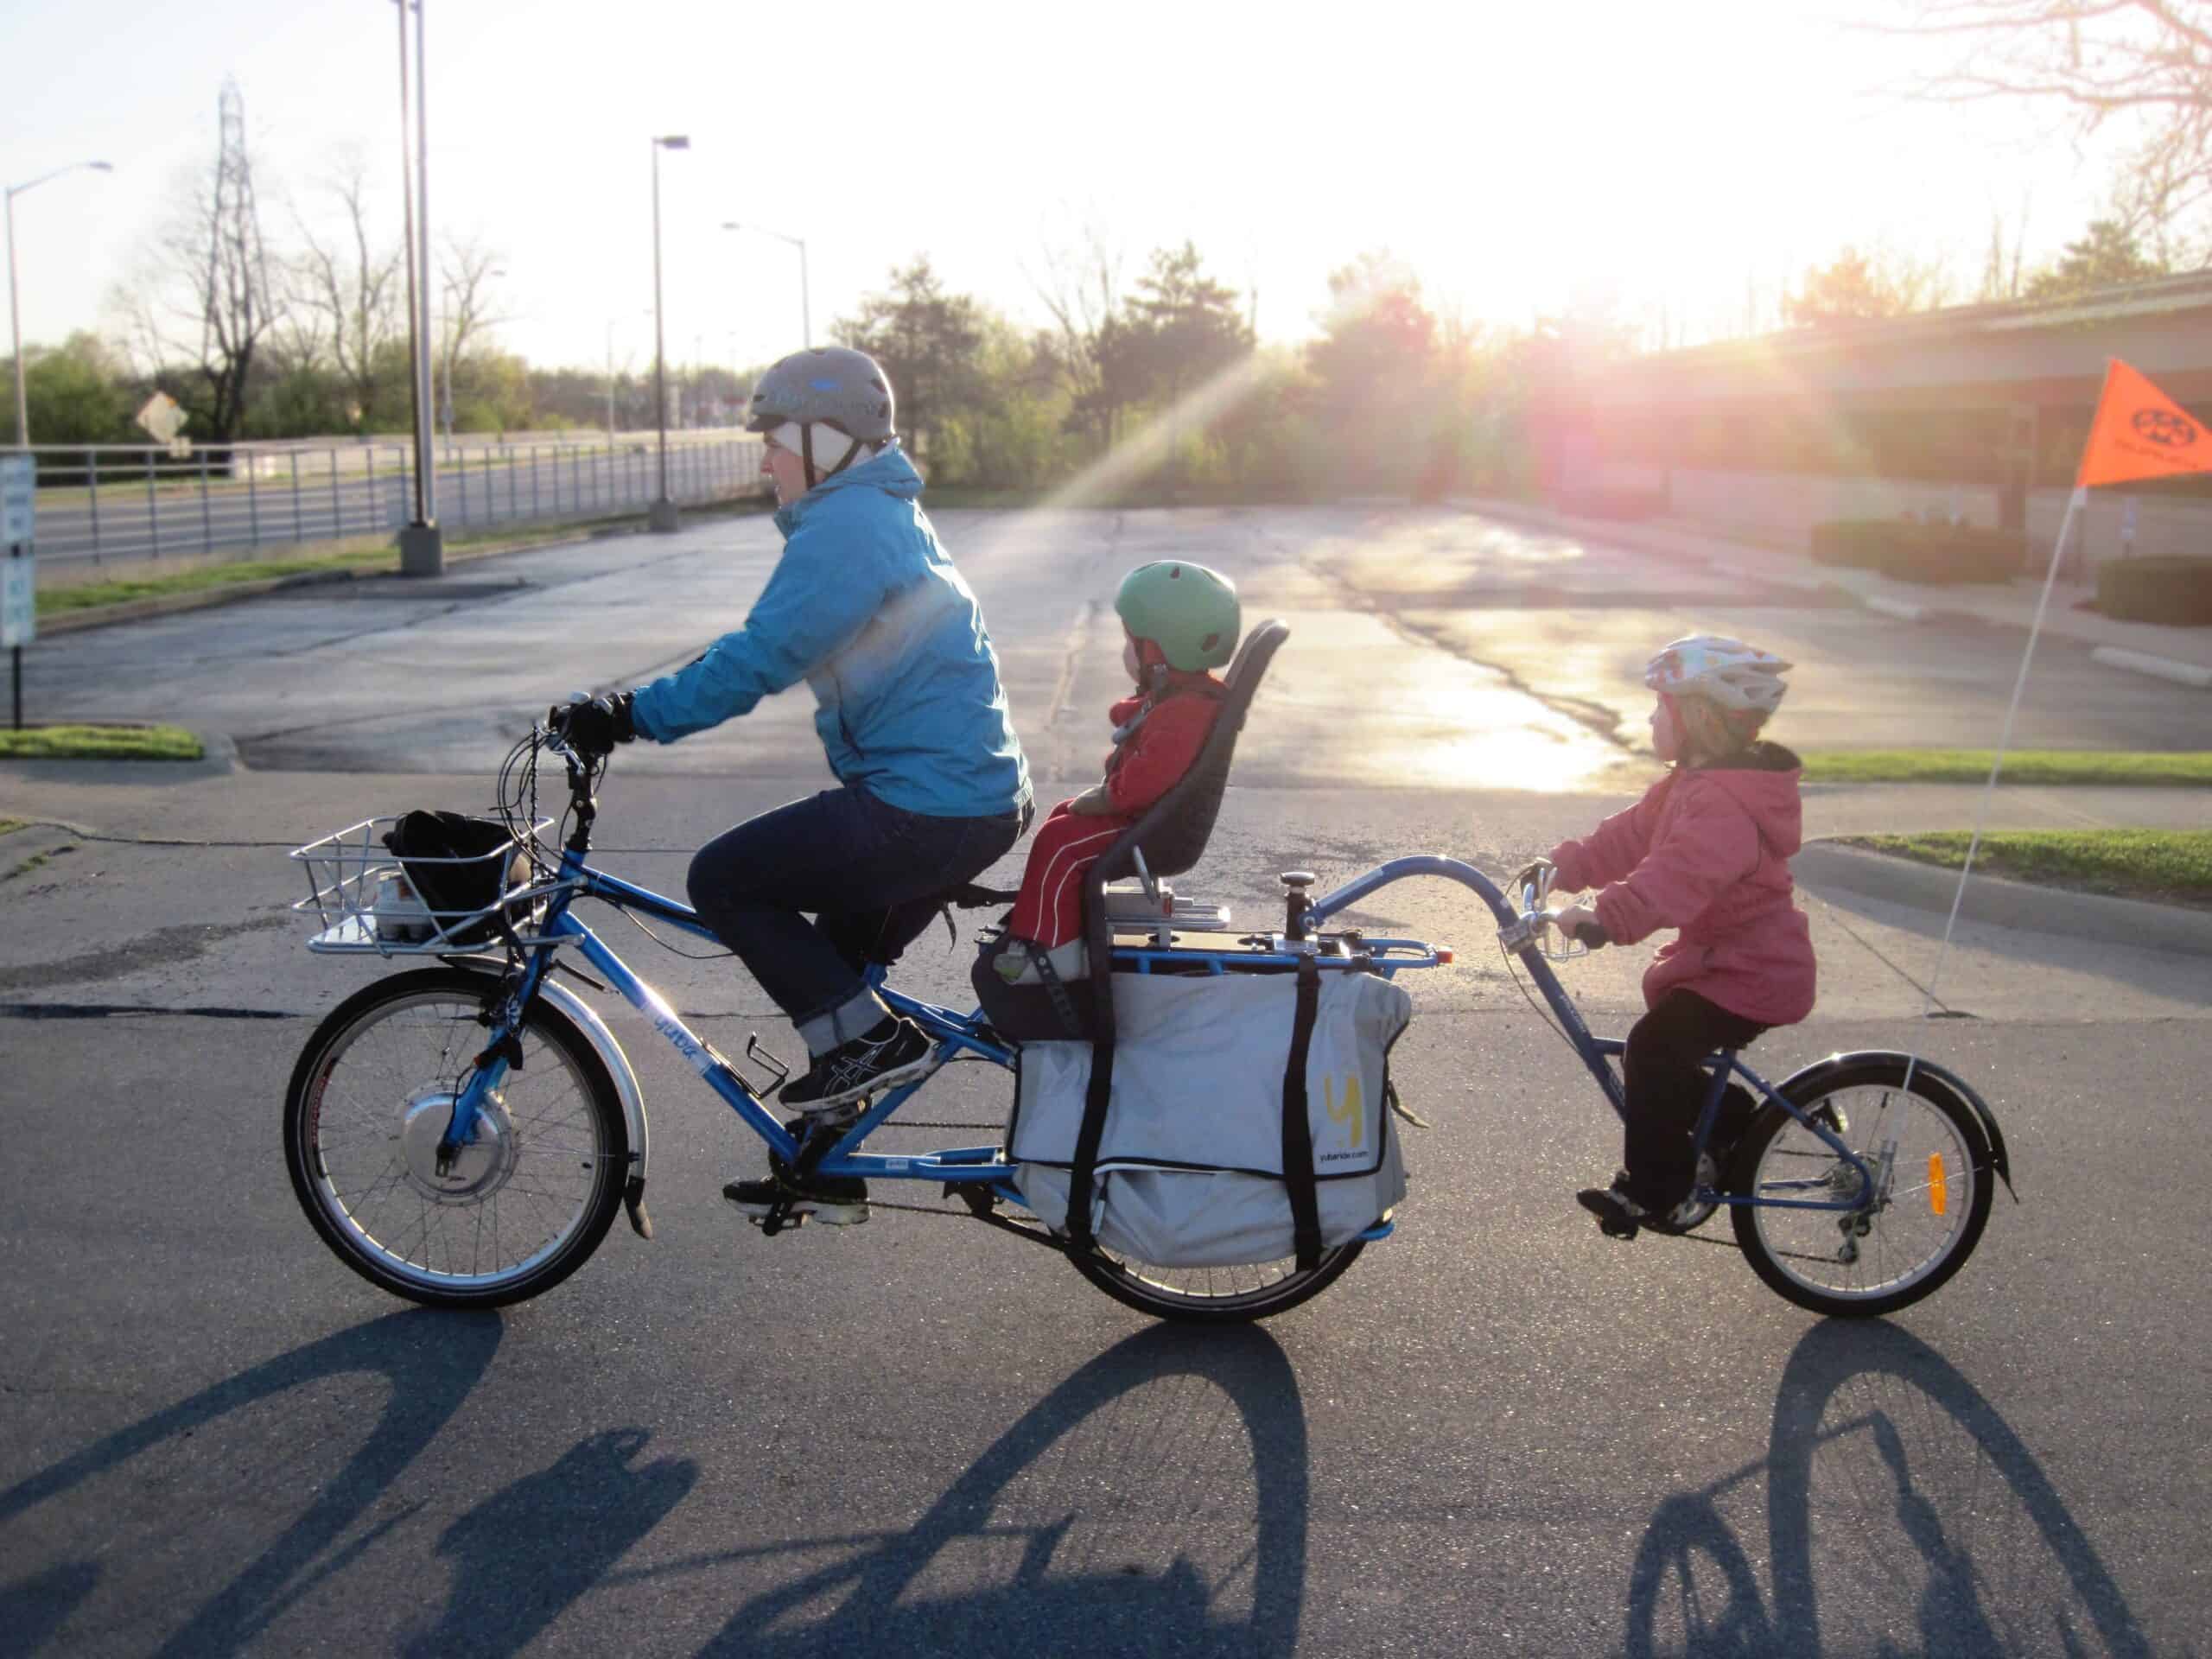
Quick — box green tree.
[1121,242,1254,412]
[835,257,986,463]
[2024,219,2167,301]
[1784,246,1948,326]
[1305,253,1442,493]
[5,334,137,445]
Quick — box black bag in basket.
[381,810,519,945]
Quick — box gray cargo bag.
[1009,963,1412,1268]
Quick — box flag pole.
[1904,484,2089,1071]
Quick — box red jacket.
[1548,745,1817,1026]
[1103,674,1223,816]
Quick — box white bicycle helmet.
[1644,634,1791,715]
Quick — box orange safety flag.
[2076,358,2212,488]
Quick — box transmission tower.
[210,78,274,356]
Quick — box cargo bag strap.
[1281,956,1325,1272]
[1065,1039,1114,1255]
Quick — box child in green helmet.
[995,561,1240,981]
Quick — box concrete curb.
[1452,495,2212,680]
[2090,646,2212,690]
[1795,840,2212,957]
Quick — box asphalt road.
[2,504,2207,1656]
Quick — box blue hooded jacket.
[629,444,1032,820]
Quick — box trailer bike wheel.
[283,967,628,1309]
[1066,1237,1368,1325]
[1728,1058,1993,1319]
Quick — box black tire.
[284,967,628,1309]
[1067,1237,1367,1325]
[1728,1057,1993,1318]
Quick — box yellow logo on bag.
[1324,1075,1363,1147]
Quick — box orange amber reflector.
[1929,1153,1948,1217]
[1435,947,1455,964]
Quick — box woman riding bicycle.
[553,346,1031,1217]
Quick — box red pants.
[1005,802,1132,947]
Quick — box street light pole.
[723,221,810,348]
[393,0,442,575]
[648,135,688,533]
[5,161,112,449]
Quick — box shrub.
[1808,519,2024,583]
[2097,556,2212,625]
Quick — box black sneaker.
[1577,1184,1652,1240]
[779,1017,935,1112]
[723,1172,869,1226]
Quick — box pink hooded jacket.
[1547,744,1817,1026]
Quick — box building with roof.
[1569,271,2212,569]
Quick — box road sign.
[137,391,188,445]
[2,550,34,650]
[2,454,33,546]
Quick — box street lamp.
[723,221,810,348]
[6,161,113,449]
[648,134,689,533]
[392,0,441,576]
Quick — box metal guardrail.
[17,433,767,568]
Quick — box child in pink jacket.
[1540,635,1817,1238]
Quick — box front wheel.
[283,967,629,1309]
[1729,1057,1993,1318]
[1066,1238,1368,1325]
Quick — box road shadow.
[676,1323,1309,1658]
[397,1427,697,1659]
[1625,1319,2152,1658]
[0,1308,501,1657]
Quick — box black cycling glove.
[550,691,636,758]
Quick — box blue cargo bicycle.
[284,625,2010,1323]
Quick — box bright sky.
[2,0,2120,377]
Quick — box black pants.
[686,785,1024,1048]
[1618,988,1769,1213]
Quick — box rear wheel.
[1729,1058,1993,1318]
[1067,1237,1367,1325]
[283,967,628,1308]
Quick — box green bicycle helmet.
[1114,561,1240,672]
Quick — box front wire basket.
[289,816,565,956]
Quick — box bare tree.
[1025,217,1126,446]
[289,154,404,431]
[108,79,281,442]
[1904,2,2212,249]
[435,236,506,432]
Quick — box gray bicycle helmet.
[747,347,894,435]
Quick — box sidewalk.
[1452,495,2212,687]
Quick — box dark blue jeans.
[687,786,1025,1052]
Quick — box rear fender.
[1778,1049,2014,1200]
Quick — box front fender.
[1781,1049,2014,1200]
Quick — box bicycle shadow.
[0,1308,502,1658]
[1626,1319,2152,1659]
[397,1426,698,1659]
[675,1323,1310,1658]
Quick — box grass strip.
[35,498,773,618]
[0,817,25,836]
[1836,830,2212,908]
[1802,749,2212,787]
[0,724,204,761]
